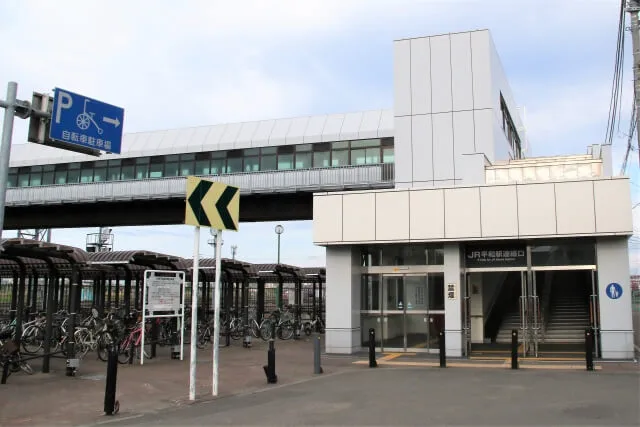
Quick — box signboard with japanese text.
[465,244,527,268]
[447,283,457,300]
[143,270,185,316]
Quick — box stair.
[495,307,521,343]
[543,295,590,343]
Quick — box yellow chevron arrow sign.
[185,176,240,231]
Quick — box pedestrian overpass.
[4,109,395,228]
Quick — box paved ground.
[0,336,354,426]
[99,366,640,426]
[1,336,638,426]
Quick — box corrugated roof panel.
[234,121,259,149]
[303,115,327,144]
[339,111,363,140]
[269,118,292,146]
[251,120,276,148]
[201,124,227,152]
[285,116,309,145]
[358,110,383,139]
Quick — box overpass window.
[7,171,17,188]
[80,163,94,183]
[149,156,164,178]
[382,147,394,163]
[29,166,43,186]
[93,161,107,182]
[67,163,80,184]
[54,164,68,184]
[331,141,349,166]
[121,159,135,180]
[108,160,121,181]
[260,147,277,171]
[180,153,195,176]
[243,148,260,172]
[313,143,330,168]
[277,146,294,170]
[351,139,381,165]
[17,167,30,187]
[194,153,210,175]
[210,157,225,175]
[135,157,149,179]
[295,144,312,169]
[226,150,243,173]
[164,155,179,177]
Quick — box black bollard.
[439,331,446,368]
[1,360,9,384]
[104,343,120,415]
[225,328,231,347]
[585,328,594,371]
[150,321,158,359]
[263,339,278,384]
[313,335,323,374]
[511,329,519,369]
[368,328,377,368]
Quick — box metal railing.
[6,163,395,206]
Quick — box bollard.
[103,343,120,415]
[1,360,9,384]
[439,331,446,368]
[511,329,518,369]
[313,335,323,374]
[262,339,278,384]
[368,328,377,368]
[225,328,231,347]
[585,328,594,371]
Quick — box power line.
[604,0,627,146]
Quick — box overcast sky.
[1,0,638,270]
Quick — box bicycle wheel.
[250,322,261,339]
[21,325,45,354]
[279,322,294,340]
[96,332,114,362]
[196,327,210,349]
[117,341,132,364]
[260,321,273,341]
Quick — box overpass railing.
[6,163,395,206]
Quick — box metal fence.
[6,163,395,206]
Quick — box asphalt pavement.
[97,366,640,426]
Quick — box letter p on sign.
[55,90,73,124]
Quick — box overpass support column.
[257,278,265,322]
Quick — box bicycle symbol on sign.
[76,99,104,135]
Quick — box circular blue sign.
[606,283,623,300]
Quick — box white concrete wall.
[596,237,635,359]
[324,246,361,354]
[313,178,633,245]
[393,30,524,189]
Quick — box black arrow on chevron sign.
[188,179,213,227]
[216,186,239,230]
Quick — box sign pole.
[212,229,223,396]
[189,226,200,401]
[0,81,18,245]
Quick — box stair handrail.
[541,271,554,334]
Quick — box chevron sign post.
[184,176,239,401]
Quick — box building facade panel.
[393,115,413,188]
[375,191,410,241]
[444,187,481,238]
[516,183,556,236]
[470,30,492,110]
[393,39,412,117]
[453,110,475,183]
[555,181,596,235]
[593,179,633,233]
[313,194,343,243]
[450,32,474,111]
[409,189,445,239]
[429,34,453,114]
[342,192,376,242]
[410,37,431,115]
[432,112,455,181]
[479,185,518,237]
[411,114,434,185]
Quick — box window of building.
[360,244,445,266]
[135,157,149,179]
[243,148,260,172]
[295,144,312,169]
[17,167,30,187]
[108,160,121,181]
[93,161,107,182]
[54,164,68,184]
[313,143,330,168]
[194,152,211,175]
[7,171,17,187]
[180,153,195,176]
[29,166,43,186]
[80,163,94,183]
[121,159,135,180]
[500,94,523,159]
[149,156,165,178]
[164,155,179,177]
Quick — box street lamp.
[275,224,284,264]
[207,228,223,259]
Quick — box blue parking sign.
[49,88,124,154]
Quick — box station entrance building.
[313,30,635,360]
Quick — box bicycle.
[76,99,104,134]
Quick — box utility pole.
[231,245,237,260]
[627,0,640,164]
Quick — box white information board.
[141,270,186,365]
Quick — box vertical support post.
[0,81,18,243]
[43,272,56,373]
[627,0,640,162]
[368,328,377,368]
[511,329,519,369]
[313,334,323,374]
[439,331,446,368]
[212,229,223,396]
[264,339,277,383]
[9,271,18,321]
[66,267,79,376]
[189,226,200,401]
[585,328,594,371]
[103,343,119,415]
